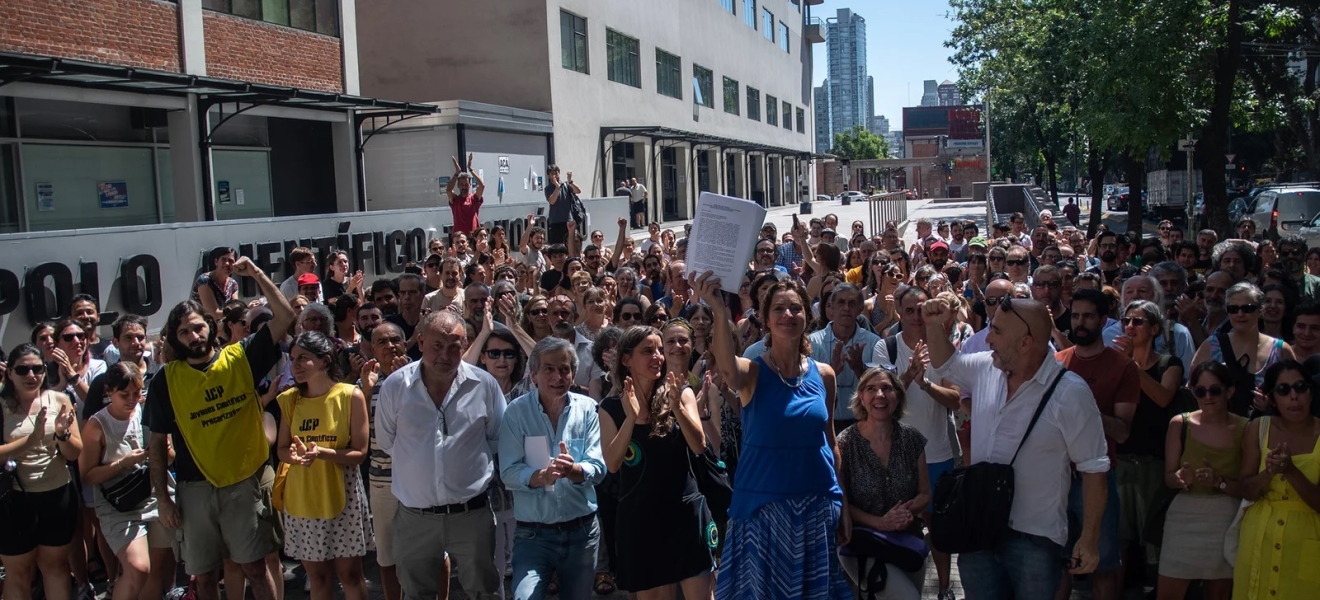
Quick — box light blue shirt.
[809,323,880,420]
[498,390,606,524]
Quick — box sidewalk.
[626,197,932,243]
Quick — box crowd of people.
[3,168,1320,600]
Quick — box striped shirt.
[367,382,392,487]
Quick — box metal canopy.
[0,52,438,114]
[601,125,823,159]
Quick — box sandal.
[594,573,616,596]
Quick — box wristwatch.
[54,430,72,442]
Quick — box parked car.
[1298,213,1320,250]
[1246,184,1320,241]
[1106,187,1131,211]
[836,191,867,203]
[814,194,832,203]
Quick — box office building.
[815,82,832,153]
[938,80,961,106]
[359,0,824,219]
[870,115,890,136]
[826,8,868,137]
[885,131,905,158]
[920,80,939,107]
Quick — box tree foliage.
[831,126,891,160]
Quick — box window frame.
[656,49,683,99]
[766,94,778,126]
[778,21,789,52]
[559,10,589,74]
[606,28,642,88]
[747,87,761,121]
[201,0,338,36]
[796,107,805,133]
[693,64,714,108]
[723,76,740,115]
[762,8,774,42]
[743,0,756,29]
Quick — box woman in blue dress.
[691,272,852,600]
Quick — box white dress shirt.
[934,350,1109,546]
[571,331,603,389]
[873,335,956,463]
[375,360,507,508]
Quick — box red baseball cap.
[296,273,320,287]
[929,241,950,252]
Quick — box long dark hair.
[292,331,342,397]
[165,300,219,361]
[2,344,44,409]
[480,329,526,384]
[610,325,677,438]
[1263,359,1310,409]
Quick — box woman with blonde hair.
[519,295,554,341]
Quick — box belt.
[516,512,596,531]
[411,494,488,515]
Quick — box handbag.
[1141,413,1190,547]
[1224,416,1269,566]
[271,393,297,513]
[840,527,929,599]
[100,414,152,512]
[689,444,733,525]
[930,370,1066,554]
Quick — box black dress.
[601,396,715,591]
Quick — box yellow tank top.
[277,383,354,519]
[165,344,268,488]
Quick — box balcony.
[805,17,826,43]
[804,0,824,5]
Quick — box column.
[169,96,206,222]
[339,0,360,94]
[177,0,206,75]
[331,118,360,213]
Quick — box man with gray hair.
[498,337,607,599]
[375,311,506,600]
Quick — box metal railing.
[868,191,908,234]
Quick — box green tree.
[831,126,890,160]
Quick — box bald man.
[922,297,1110,600]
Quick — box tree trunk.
[1086,148,1109,238]
[1200,0,1244,234]
[1123,151,1146,237]
[1044,150,1061,207]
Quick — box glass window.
[796,107,805,133]
[560,11,589,73]
[231,0,260,19]
[778,22,789,52]
[261,0,289,25]
[314,0,337,35]
[723,77,739,115]
[656,49,682,99]
[743,0,756,28]
[782,101,792,130]
[762,9,774,42]
[202,0,229,10]
[606,29,641,88]
[290,0,315,31]
[721,0,735,14]
[747,87,760,121]
[203,0,338,35]
[766,94,778,126]
[693,65,714,108]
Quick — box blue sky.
[808,0,960,129]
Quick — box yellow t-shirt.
[165,345,267,488]
[278,383,355,519]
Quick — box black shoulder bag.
[930,369,1067,554]
[1141,413,1189,547]
[100,415,153,512]
[1216,332,1257,418]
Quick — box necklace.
[767,354,804,389]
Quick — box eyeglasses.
[757,248,775,255]
[1031,280,1061,289]
[61,332,86,342]
[985,296,1007,306]
[1192,385,1224,399]
[619,312,641,322]
[484,349,519,360]
[1225,304,1259,315]
[1120,316,1148,326]
[528,308,549,316]
[1006,259,1028,267]
[1274,381,1312,396]
[1159,225,1171,231]
[12,364,46,377]
[649,314,668,323]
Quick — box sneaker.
[938,590,957,600]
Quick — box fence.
[868,191,909,234]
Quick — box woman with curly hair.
[598,326,714,599]
[691,273,851,600]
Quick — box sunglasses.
[12,364,46,377]
[1225,304,1259,315]
[989,256,1005,262]
[1120,316,1147,327]
[985,296,1007,306]
[1279,249,1304,258]
[1192,385,1225,398]
[619,312,641,322]
[61,332,86,342]
[1274,381,1312,396]
[528,308,549,316]
[1006,259,1029,267]
[1159,226,1171,231]
[649,314,668,323]
[484,349,519,360]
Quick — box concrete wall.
[355,0,553,110]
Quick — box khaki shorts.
[176,468,279,575]
[369,483,399,567]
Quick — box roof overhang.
[0,51,438,115]
[601,126,827,160]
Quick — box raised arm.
[611,218,630,269]
[469,153,486,197]
[520,213,535,255]
[233,256,294,340]
[690,271,757,401]
[447,156,461,200]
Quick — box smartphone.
[792,214,800,228]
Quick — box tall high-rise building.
[920,80,939,106]
[869,115,890,135]
[827,8,868,138]
[866,76,875,125]
[938,80,961,106]
[815,82,832,153]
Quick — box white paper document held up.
[524,435,555,491]
[684,192,768,294]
